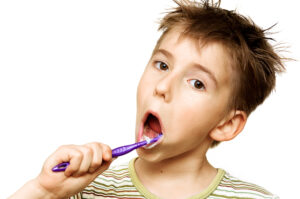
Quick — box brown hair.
[155,0,285,147]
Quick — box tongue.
[148,115,161,133]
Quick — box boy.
[10,0,284,198]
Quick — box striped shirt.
[71,158,278,199]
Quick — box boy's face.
[135,29,234,161]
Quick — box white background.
[0,0,299,198]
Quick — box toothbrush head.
[147,133,163,144]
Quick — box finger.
[72,146,93,176]
[44,145,83,176]
[91,144,113,176]
[75,156,114,188]
[44,145,71,170]
[101,144,112,162]
[64,147,84,177]
[85,142,103,173]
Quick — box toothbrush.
[52,133,163,172]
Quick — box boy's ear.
[209,110,247,142]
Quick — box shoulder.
[211,171,279,199]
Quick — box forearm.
[8,179,57,199]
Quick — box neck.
[136,137,215,177]
[134,141,217,199]
[136,151,214,180]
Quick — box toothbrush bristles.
[145,133,163,144]
[145,137,151,144]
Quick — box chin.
[136,147,166,163]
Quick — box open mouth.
[140,112,163,149]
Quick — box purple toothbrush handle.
[112,133,162,157]
[112,140,147,157]
[52,162,70,172]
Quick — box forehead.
[155,29,234,86]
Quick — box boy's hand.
[35,142,113,199]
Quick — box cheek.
[136,75,154,119]
[173,95,225,133]
[137,79,148,107]
[137,69,156,103]
[137,71,148,101]
[177,107,213,134]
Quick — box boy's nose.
[154,73,175,103]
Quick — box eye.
[188,79,205,90]
[154,61,169,71]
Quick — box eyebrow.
[153,49,174,60]
[193,63,218,87]
[153,48,218,87]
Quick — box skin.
[9,28,247,199]
[134,28,247,199]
